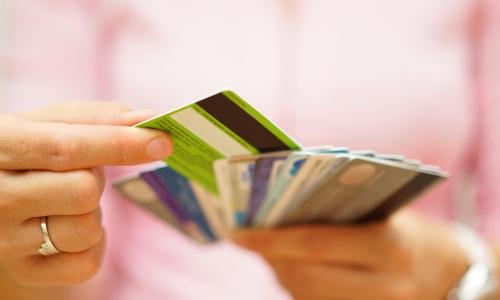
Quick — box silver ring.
[38,216,60,256]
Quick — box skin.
[0,102,497,300]
[0,102,173,296]
[233,210,500,300]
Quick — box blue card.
[154,167,216,241]
[140,170,207,242]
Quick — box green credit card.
[135,91,301,194]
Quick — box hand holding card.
[113,91,448,243]
[232,210,469,300]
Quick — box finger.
[18,209,103,256]
[94,166,106,183]
[0,119,173,170]
[4,236,106,286]
[18,101,158,126]
[232,224,397,266]
[266,259,412,300]
[1,169,105,218]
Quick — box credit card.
[228,157,256,227]
[135,91,301,194]
[292,148,351,198]
[107,91,452,243]
[189,180,227,238]
[112,174,182,230]
[253,152,310,225]
[328,157,425,223]
[213,155,258,228]
[140,170,207,242]
[351,150,376,157]
[279,156,385,224]
[268,159,285,191]
[374,154,406,162]
[154,167,217,241]
[215,152,292,228]
[361,168,447,221]
[213,158,236,228]
[280,156,444,225]
[261,154,339,227]
[255,148,350,226]
[247,154,290,224]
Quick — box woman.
[1,0,499,299]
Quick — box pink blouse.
[1,1,499,299]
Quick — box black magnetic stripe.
[360,173,439,222]
[197,93,290,152]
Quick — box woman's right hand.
[0,103,173,286]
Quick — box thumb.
[17,101,157,126]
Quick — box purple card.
[140,171,189,223]
[140,170,208,242]
[247,156,287,224]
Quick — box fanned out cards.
[113,91,447,242]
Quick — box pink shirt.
[1,1,499,299]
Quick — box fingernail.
[147,135,174,160]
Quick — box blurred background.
[0,0,486,220]
[0,1,498,299]
[0,0,6,105]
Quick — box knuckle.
[0,173,22,213]
[70,170,103,213]
[46,134,81,171]
[109,131,130,163]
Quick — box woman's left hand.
[232,210,469,300]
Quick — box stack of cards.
[113,91,448,242]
